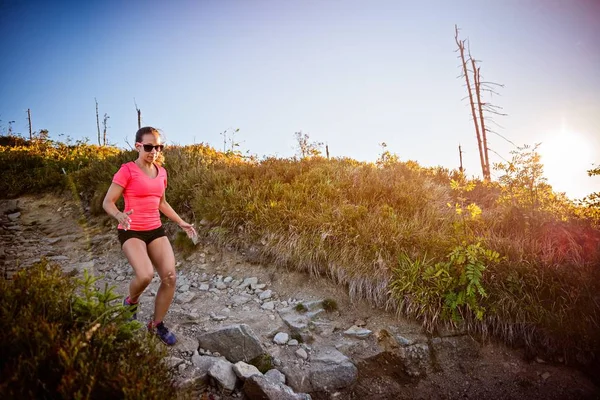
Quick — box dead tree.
[102,113,110,146]
[134,99,141,129]
[95,98,101,145]
[454,25,507,182]
[27,108,32,140]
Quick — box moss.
[249,353,273,374]
[322,298,338,312]
[294,303,308,313]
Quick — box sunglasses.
[137,143,165,152]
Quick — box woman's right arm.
[103,183,132,230]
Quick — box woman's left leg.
[147,236,177,323]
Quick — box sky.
[1,0,599,199]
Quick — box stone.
[174,335,199,354]
[176,292,196,304]
[295,348,308,360]
[243,375,312,400]
[308,347,357,393]
[541,372,551,380]
[230,295,253,306]
[178,284,190,293]
[241,277,258,288]
[273,332,289,345]
[261,301,275,311]
[233,361,262,380]
[288,339,299,346]
[224,276,233,283]
[7,212,21,221]
[197,324,265,363]
[163,356,185,369]
[199,283,210,291]
[208,358,237,393]
[265,369,287,385]
[259,289,273,300]
[343,325,372,339]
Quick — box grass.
[1,135,599,369]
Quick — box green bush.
[0,261,177,399]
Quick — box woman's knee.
[160,269,176,287]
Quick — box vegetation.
[1,134,599,368]
[0,261,177,399]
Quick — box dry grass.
[2,137,599,366]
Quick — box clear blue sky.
[1,0,599,199]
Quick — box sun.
[538,128,594,197]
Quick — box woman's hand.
[179,221,197,239]
[115,209,133,230]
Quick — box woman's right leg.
[122,238,154,302]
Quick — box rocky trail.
[1,194,599,400]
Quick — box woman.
[103,126,196,345]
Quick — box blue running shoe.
[148,321,177,346]
[122,296,138,321]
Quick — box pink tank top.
[112,161,168,231]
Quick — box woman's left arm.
[159,193,196,237]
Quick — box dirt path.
[1,193,599,400]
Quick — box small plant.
[0,260,177,399]
[294,303,308,313]
[322,298,338,312]
[290,332,304,343]
[249,353,273,374]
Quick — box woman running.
[103,126,196,345]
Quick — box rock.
[233,361,262,380]
[354,319,366,327]
[224,276,233,283]
[261,301,275,311]
[398,343,432,377]
[541,372,551,380]
[288,339,299,346]
[230,295,253,306]
[310,321,335,336]
[178,284,190,293]
[198,324,265,363]
[164,356,185,369]
[208,358,238,393]
[273,332,289,345]
[199,283,210,291]
[259,290,273,300]
[192,354,218,373]
[241,277,259,288]
[176,292,196,304]
[295,348,308,360]
[265,369,287,385]
[343,325,372,339]
[7,212,21,221]
[307,347,357,393]
[243,375,312,400]
[252,283,267,290]
[278,307,323,334]
[175,335,199,354]
[216,282,227,290]
[210,313,228,321]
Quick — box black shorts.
[118,226,167,247]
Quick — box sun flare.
[538,129,594,198]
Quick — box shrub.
[0,261,178,399]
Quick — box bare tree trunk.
[102,113,110,146]
[27,108,32,140]
[459,144,464,173]
[134,99,141,129]
[471,61,490,180]
[95,98,101,145]
[326,144,330,159]
[455,25,487,181]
